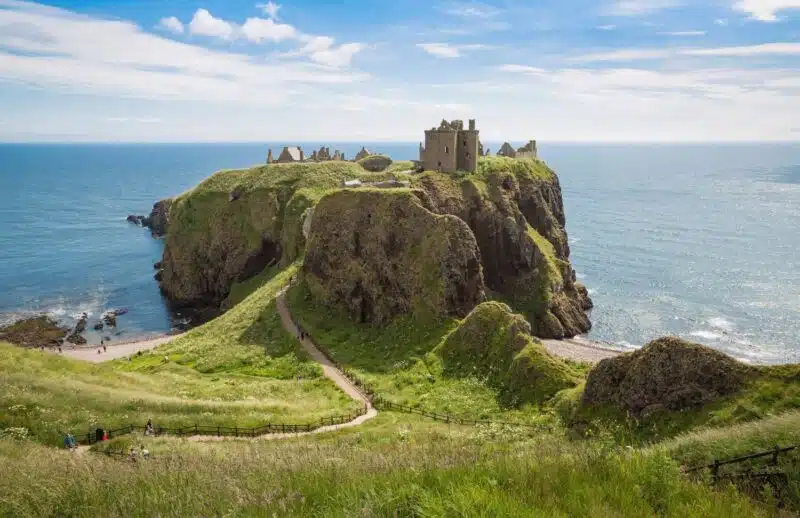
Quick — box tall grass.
[0,414,768,517]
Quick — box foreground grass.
[0,414,768,517]
[0,266,358,446]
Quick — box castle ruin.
[419,119,480,173]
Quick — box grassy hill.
[0,266,358,446]
[0,413,776,517]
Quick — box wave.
[708,317,734,332]
[690,330,723,340]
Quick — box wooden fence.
[686,444,798,481]
[72,407,369,445]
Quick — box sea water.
[0,142,798,363]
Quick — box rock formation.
[126,199,172,238]
[357,154,392,172]
[412,157,591,338]
[0,316,69,347]
[156,162,367,313]
[439,302,579,405]
[153,157,590,337]
[581,337,757,416]
[303,190,485,323]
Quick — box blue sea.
[1,142,798,363]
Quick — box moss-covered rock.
[411,157,591,338]
[302,189,485,324]
[0,316,69,348]
[581,337,758,416]
[438,301,580,405]
[357,154,392,172]
[158,162,377,310]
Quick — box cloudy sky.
[0,0,799,142]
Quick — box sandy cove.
[59,334,181,362]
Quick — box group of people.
[129,445,150,462]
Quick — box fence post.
[235,427,238,438]
[772,445,781,466]
[217,425,220,437]
[711,460,720,482]
[195,424,198,435]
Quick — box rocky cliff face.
[303,190,485,323]
[155,157,591,337]
[156,162,382,312]
[411,157,591,338]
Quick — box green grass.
[0,266,358,446]
[0,415,769,517]
[287,284,563,424]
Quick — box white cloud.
[416,42,492,58]
[418,43,461,58]
[256,1,281,20]
[158,16,184,34]
[715,18,729,25]
[440,1,502,18]
[606,0,682,16]
[685,42,800,56]
[733,0,800,22]
[571,48,672,62]
[189,8,236,39]
[241,16,296,42]
[597,24,617,30]
[308,42,365,67]
[572,42,800,62]
[0,1,365,104]
[660,30,706,36]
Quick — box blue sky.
[0,0,798,141]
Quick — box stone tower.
[420,118,479,173]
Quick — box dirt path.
[59,335,180,363]
[186,290,376,442]
[541,337,624,363]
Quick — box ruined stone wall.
[422,130,458,172]
[456,129,479,172]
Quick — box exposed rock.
[154,270,163,282]
[439,302,579,406]
[153,261,162,270]
[412,158,591,338]
[357,154,392,172]
[103,313,117,327]
[303,190,485,324]
[65,332,87,345]
[93,322,104,331]
[74,313,88,334]
[156,162,368,311]
[581,337,758,416]
[145,199,172,238]
[0,316,69,347]
[126,199,172,238]
[301,207,314,240]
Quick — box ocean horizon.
[1,142,799,364]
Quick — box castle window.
[437,161,442,167]
[445,146,449,154]
[463,140,467,146]
[466,152,471,159]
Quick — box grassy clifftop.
[159,162,398,310]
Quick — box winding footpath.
[186,290,377,442]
